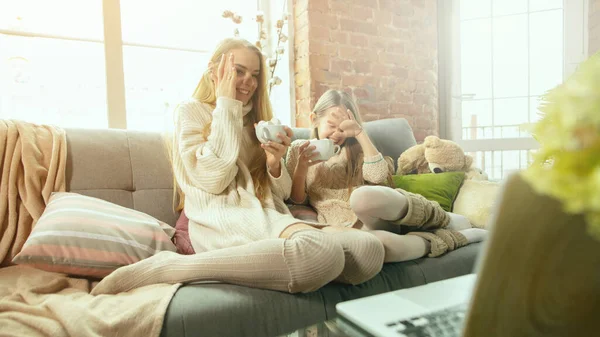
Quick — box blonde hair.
[169,38,272,212]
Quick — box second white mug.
[309,139,341,161]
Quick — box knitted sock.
[433,228,468,251]
[369,230,431,262]
[320,227,385,285]
[350,185,409,229]
[91,230,345,295]
[432,227,487,252]
[392,189,451,230]
[405,231,449,257]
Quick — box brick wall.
[293,0,439,142]
[591,0,600,55]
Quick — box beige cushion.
[453,180,502,228]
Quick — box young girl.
[286,90,487,262]
[92,39,385,295]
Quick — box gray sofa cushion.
[161,284,326,337]
[65,128,178,226]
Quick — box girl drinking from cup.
[286,89,487,262]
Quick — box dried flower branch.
[267,3,289,94]
[232,15,242,24]
[255,11,264,23]
[222,10,242,24]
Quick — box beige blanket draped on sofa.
[0,120,179,337]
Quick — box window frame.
[438,0,588,154]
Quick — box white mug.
[255,119,286,144]
[309,139,341,161]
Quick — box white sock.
[447,213,472,231]
[458,228,488,243]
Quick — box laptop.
[335,172,600,337]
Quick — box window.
[0,0,108,128]
[440,0,588,181]
[0,0,294,131]
[120,0,260,132]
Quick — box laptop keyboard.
[384,304,467,337]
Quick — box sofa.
[64,118,482,337]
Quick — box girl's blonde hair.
[169,38,272,212]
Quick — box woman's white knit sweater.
[173,97,299,253]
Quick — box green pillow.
[392,172,465,212]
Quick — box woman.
[91,39,384,295]
[286,90,487,262]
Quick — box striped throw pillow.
[13,192,177,278]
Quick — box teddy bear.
[397,135,475,176]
